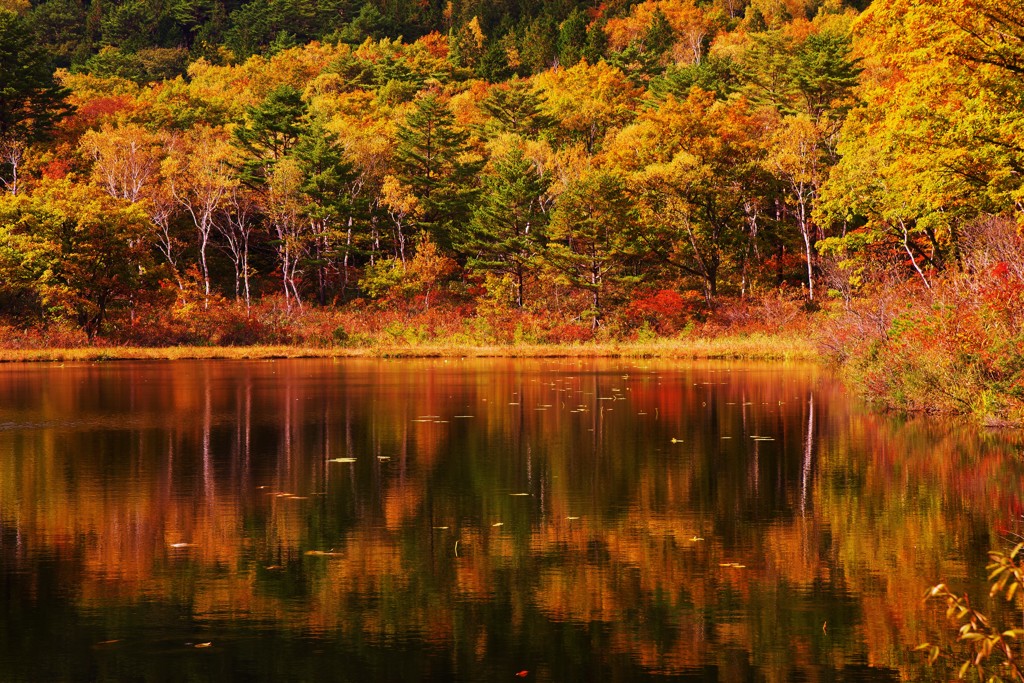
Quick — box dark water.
[0,359,1021,682]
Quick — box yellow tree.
[767,114,825,300]
[163,125,235,304]
[533,61,642,153]
[407,232,457,311]
[264,157,307,310]
[0,179,155,337]
[79,122,187,292]
[380,175,422,263]
[815,0,1008,287]
[612,91,773,302]
[80,123,164,203]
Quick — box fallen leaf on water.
[433,526,449,530]
[492,522,504,527]
[516,671,528,678]
[327,458,356,463]
[566,516,580,520]
[194,642,212,648]
[690,536,704,541]
[170,543,193,548]
[671,438,682,443]
[509,493,530,496]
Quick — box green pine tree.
[557,9,587,68]
[792,31,862,121]
[461,148,550,308]
[0,9,71,193]
[394,92,481,250]
[294,122,362,304]
[545,170,639,328]
[479,79,552,137]
[233,84,307,184]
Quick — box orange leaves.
[603,0,726,64]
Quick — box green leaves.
[461,147,550,308]
[394,92,481,248]
[739,28,861,120]
[546,168,638,327]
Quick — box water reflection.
[0,359,1021,682]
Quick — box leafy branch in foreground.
[918,542,1024,682]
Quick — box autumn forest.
[0,0,1023,421]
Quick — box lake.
[0,358,1021,681]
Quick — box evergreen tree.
[582,17,608,63]
[792,31,862,121]
[333,3,391,44]
[740,29,861,120]
[233,85,307,183]
[394,92,481,249]
[28,0,89,67]
[744,6,767,32]
[294,122,362,304]
[643,7,675,57]
[650,55,739,101]
[545,169,639,328]
[480,79,552,136]
[557,8,587,67]
[0,9,71,194]
[519,14,559,73]
[460,148,550,308]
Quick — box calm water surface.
[0,359,1022,682]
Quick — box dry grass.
[0,333,818,363]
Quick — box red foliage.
[626,288,695,334]
[40,158,72,180]
[543,322,594,344]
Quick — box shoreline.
[0,334,819,363]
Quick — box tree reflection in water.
[0,359,1020,681]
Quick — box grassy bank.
[817,257,1024,427]
[0,333,818,363]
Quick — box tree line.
[0,0,1020,342]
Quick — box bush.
[820,217,1024,425]
[918,543,1024,682]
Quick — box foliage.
[460,147,550,308]
[0,0,1021,432]
[394,91,481,249]
[918,542,1024,682]
[0,179,157,337]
